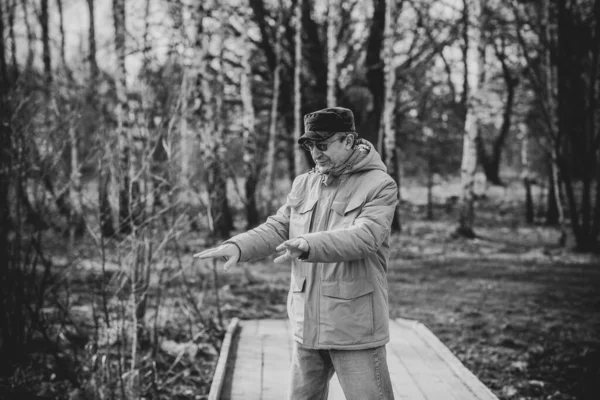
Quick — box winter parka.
[226,141,398,350]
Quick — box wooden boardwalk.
[214,319,499,400]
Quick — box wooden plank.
[260,320,292,400]
[229,320,262,400]
[385,334,428,400]
[388,320,464,400]
[220,319,498,400]
[208,318,240,400]
[395,319,498,400]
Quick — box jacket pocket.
[319,280,374,345]
[329,198,364,229]
[289,196,317,237]
[288,276,306,340]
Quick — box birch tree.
[265,6,283,213]
[382,0,401,231]
[87,0,99,82]
[40,0,52,87]
[21,0,34,72]
[0,1,6,83]
[194,4,232,239]
[294,0,307,176]
[87,0,113,236]
[240,33,260,228]
[327,0,338,107]
[455,0,483,239]
[7,0,16,79]
[113,0,137,233]
[179,66,191,199]
[519,123,534,224]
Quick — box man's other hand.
[193,244,240,271]
[274,238,310,264]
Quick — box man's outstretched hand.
[274,238,309,264]
[193,244,240,271]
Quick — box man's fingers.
[276,239,303,252]
[223,256,238,270]
[193,248,223,258]
[275,241,290,252]
[274,251,291,264]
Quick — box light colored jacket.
[227,142,398,349]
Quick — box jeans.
[288,341,395,400]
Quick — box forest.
[0,0,599,399]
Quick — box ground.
[3,179,599,400]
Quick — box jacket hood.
[344,139,387,175]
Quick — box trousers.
[287,341,395,400]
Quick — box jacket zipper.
[315,180,342,347]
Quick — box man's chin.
[316,165,332,174]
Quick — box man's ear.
[346,134,355,149]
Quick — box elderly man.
[194,107,397,400]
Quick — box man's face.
[308,134,354,174]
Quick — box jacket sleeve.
[298,178,398,263]
[224,176,307,262]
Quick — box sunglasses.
[301,134,344,152]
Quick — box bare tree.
[87,0,99,82]
[21,0,34,72]
[327,0,338,107]
[7,0,17,79]
[40,0,52,87]
[240,32,260,228]
[520,123,534,223]
[366,0,386,150]
[455,0,484,239]
[476,36,519,186]
[382,0,401,231]
[194,3,232,239]
[265,4,283,214]
[57,0,67,71]
[0,0,6,84]
[294,0,307,176]
[113,0,138,233]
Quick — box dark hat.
[298,107,356,144]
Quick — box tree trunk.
[57,0,67,70]
[326,0,338,107]
[40,0,52,87]
[545,164,559,225]
[427,156,434,221]
[240,33,260,229]
[142,0,151,63]
[7,0,17,80]
[265,6,282,215]
[455,0,483,239]
[113,0,133,234]
[99,172,115,238]
[521,124,534,224]
[87,0,99,82]
[0,0,6,84]
[293,0,307,177]
[366,0,386,151]
[197,8,233,240]
[382,0,401,232]
[477,44,518,186]
[68,124,84,241]
[21,0,34,72]
[179,68,191,199]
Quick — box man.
[194,107,397,400]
